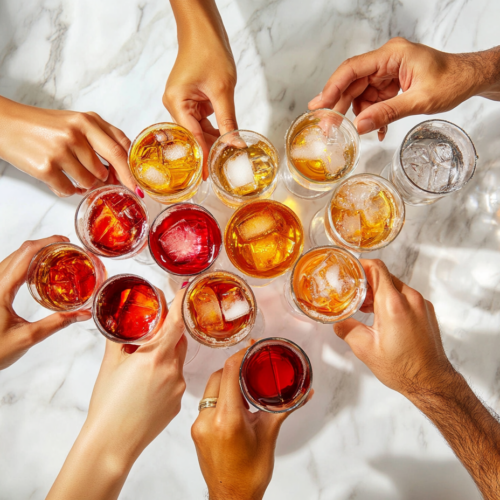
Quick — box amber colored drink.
[182,271,256,348]
[75,186,148,259]
[27,243,106,312]
[128,123,202,203]
[209,130,279,208]
[149,204,222,276]
[239,338,312,413]
[291,246,367,323]
[225,200,304,279]
[325,174,405,251]
[93,274,166,344]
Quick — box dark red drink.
[240,338,312,412]
[76,186,148,259]
[149,203,222,276]
[94,274,166,344]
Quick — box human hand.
[0,97,137,197]
[0,236,91,370]
[163,0,237,179]
[191,347,313,500]
[334,259,455,397]
[46,289,187,500]
[309,38,500,140]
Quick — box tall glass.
[128,122,207,204]
[284,246,367,323]
[209,129,279,209]
[182,271,263,349]
[239,337,313,413]
[27,242,106,312]
[283,109,360,199]
[310,173,405,252]
[75,185,149,259]
[385,119,477,205]
[225,200,304,286]
[148,203,222,282]
[93,274,166,345]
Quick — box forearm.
[463,46,500,101]
[46,420,135,500]
[407,371,500,500]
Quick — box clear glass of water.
[386,119,477,205]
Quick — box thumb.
[27,310,92,345]
[353,90,421,134]
[212,91,238,136]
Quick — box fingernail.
[135,187,144,199]
[181,281,190,289]
[356,118,376,134]
[76,311,92,322]
[309,92,322,107]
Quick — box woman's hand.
[0,96,137,196]
[309,38,500,141]
[163,0,237,179]
[0,236,91,370]
[47,290,187,500]
[192,347,313,500]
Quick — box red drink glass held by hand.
[75,186,149,259]
[93,274,166,344]
[27,242,106,312]
[239,338,312,413]
[149,203,222,278]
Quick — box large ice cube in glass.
[162,141,190,163]
[223,151,257,195]
[220,287,250,322]
[338,213,362,245]
[159,219,209,264]
[237,210,277,241]
[247,233,295,271]
[193,286,224,331]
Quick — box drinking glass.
[384,119,477,205]
[239,337,313,413]
[209,129,279,209]
[310,173,405,252]
[282,108,360,199]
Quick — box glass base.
[380,163,390,180]
[281,165,331,200]
[134,246,155,266]
[189,180,210,205]
[309,207,334,247]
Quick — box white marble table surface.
[1,0,500,498]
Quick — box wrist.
[462,47,500,99]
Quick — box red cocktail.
[149,203,222,276]
[239,338,312,413]
[27,242,106,311]
[75,186,148,259]
[93,274,166,344]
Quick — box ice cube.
[402,143,430,164]
[220,287,250,322]
[338,181,379,210]
[362,193,391,227]
[193,286,224,331]
[139,163,171,188]
[429,142,453,165]
[429,165,452,193]
[338,213,362,246]
[250,154,274,183]
[404,161,431,189]
[246,232,295,271]
[326,126,346,147]
[118,285,158,331]
[162,141,190,162]
[237,210,277,241]
[324,141,345,177]
[159,219,209,264]
[154,131,169,143]
[223,151,257,193]
[290,127,327,161]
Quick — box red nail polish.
[181,281,190,289]
[135,187,144,198]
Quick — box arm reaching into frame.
[164,0,237,179]
[335,259,500,500]
[309,38,500,140]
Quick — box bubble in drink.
[159,219,209,265]
[223,151,257,194]
[237,210,278,242]
[192,286,224,331]
[220,287,250,322]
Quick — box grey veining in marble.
[1,0,500,498]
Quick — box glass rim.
[27,241,99,312]
[224,199,305,280]
[398,118,478,195]
[284,108,361,185]
[208,128,280,201]
[326,173,406,253]
[74,184,149,259]
[92,273,164,344]
[289,245,368,324]
[127,121,204,197]
[239,336,313,414]
[181,270,257,348]
[148,202,223,277]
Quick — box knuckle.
[20,240,37,254]
[191,421,207,442]
[213,78,235,96]
[378,101,400,124]
[109,142,127,161]
[387,36,409,47]
[223,356,240,372]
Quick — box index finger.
[0,235,70,304]
[216,346,249,414]
[359,259,401,301]
[308,49,386,110]
[156,288,187,353]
